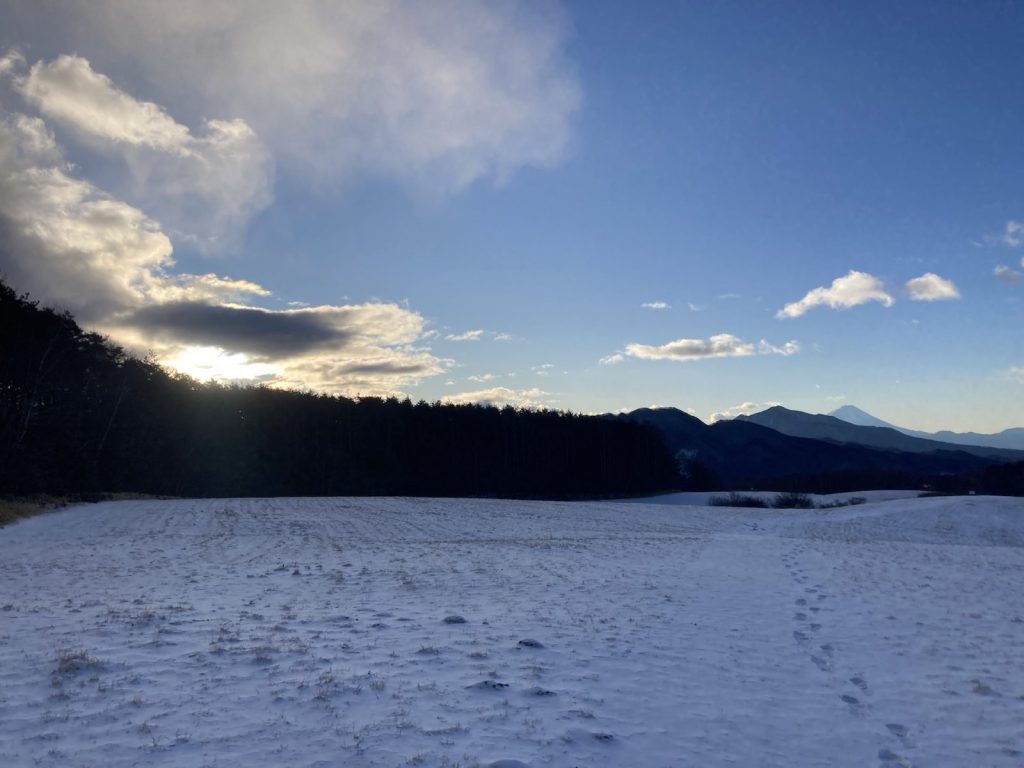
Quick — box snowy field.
[1,496,1022,768]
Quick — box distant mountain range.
[829,404,1024,452]
[737,406,1024,462]
[614,406,1009,493]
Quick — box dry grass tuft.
[0,492,179,528]
[54,649,104,677]
[0,498,57,527]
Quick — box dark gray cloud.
[332,361,435,376]
[126,301,349,358]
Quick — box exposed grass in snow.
[0,498,47,527]
[0,493,178,528]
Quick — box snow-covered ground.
[1,495,1022,768]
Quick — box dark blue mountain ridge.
[613,407,1006,492]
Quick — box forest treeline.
[0,281,679,499]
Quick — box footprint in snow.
[487,761,530,768]
[518,638,544,649]
[443,615,467,625]
[850,676,868,691]
[885,723,909,739]
[468,679,509,690]
[877,748,912,766]
[811,655,832,672]
[525,686,556,697]
[841,694,866,715]
[564,727,615,743]
[970,680,1000,696]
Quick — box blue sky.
[1,1,1022,431]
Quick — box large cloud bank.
[0,2,580,395]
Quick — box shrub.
[770,492,816,509]
[708,492,769,508]
[817,495,868,509]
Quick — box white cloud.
[0,50,24,77]
[17,54,191,151]
[0,113,174,320]
[994,265,1024,284]
[626,334,756,361]
[905,272,960,301]
[468,373,496,383]
[6,54,272,252]
[446,329,485,342]
[641,301,670,310]
[777,270,894,319]
[532,363,556,377]
[0,110,445,397]
[605,333,800,363]
[1002,220,1023,247]
[445,329,511,342]
[758,339,801,356]
[1001,366,1024,384]
[708,401,781,423]
[148,274,270,305]
[442,387,548,409]
[5,0,580,196]
[614,333,753,364]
